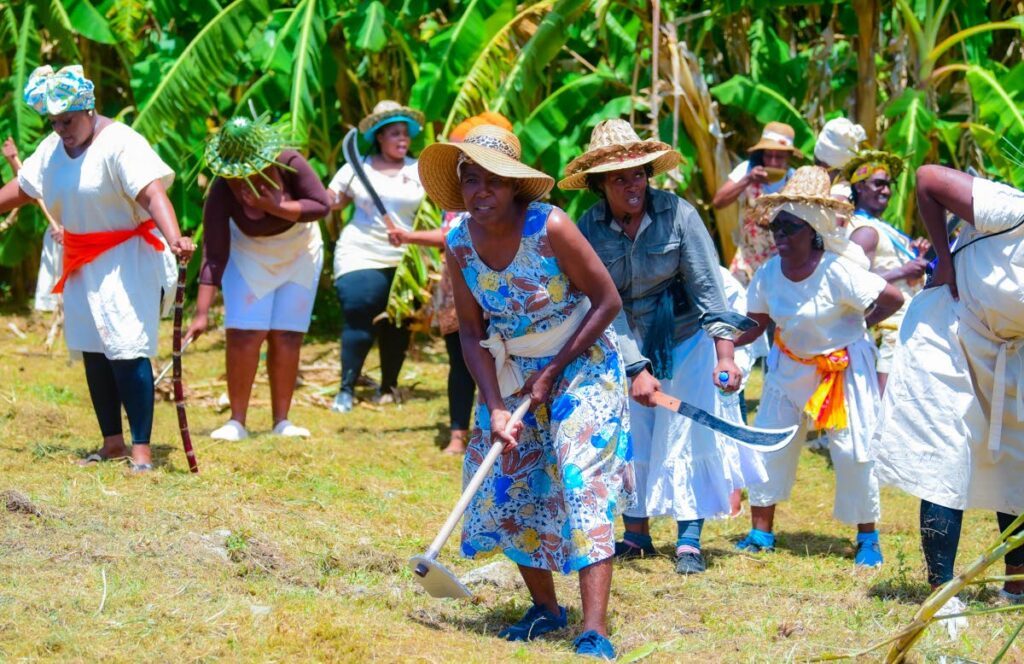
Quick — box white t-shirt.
[746,253,887,356]
[327,156,424,279]
[18,123,175,358]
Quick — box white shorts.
[222,259,318,333]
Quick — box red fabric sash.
[53,219,164,294]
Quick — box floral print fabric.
[447,202,635,573]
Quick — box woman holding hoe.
[420,124,633,659]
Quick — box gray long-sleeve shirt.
[578,188,731,375]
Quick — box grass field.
[0,311,1020,662]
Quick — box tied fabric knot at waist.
[480,299,591,398]
[958,306,1024,463]
[774,330,850,431]
[53,219,164,294]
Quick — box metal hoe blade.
[409,556,471,599]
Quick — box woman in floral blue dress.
[419,124,634,659]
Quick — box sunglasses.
[768,216,807,237]
[864,178,891,190]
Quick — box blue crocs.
[854,531,883,568]
[574,630,616,660]
[735,528,775,553]
[498,604,567,641]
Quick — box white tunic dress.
[873,178,1024,514]
[745,253,888,524]
[18,123,175,359]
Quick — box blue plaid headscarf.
[23,65,95,116]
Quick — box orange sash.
[774,330,850,430]
[53,219,164,294]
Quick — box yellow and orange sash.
[774,330,849,430]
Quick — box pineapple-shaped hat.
[205,113,294,187]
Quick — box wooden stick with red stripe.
[172,259,199,473]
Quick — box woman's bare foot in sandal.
[78,434,129,466]
[442,430,468,455]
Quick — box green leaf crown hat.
[205,113,295,181]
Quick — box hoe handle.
[424,398,531,559]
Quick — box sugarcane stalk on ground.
[172,260,199,474]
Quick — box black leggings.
[444,332,476,431]
[335,268,410,394]
[82,352,154,445]
[920,499,1024,586]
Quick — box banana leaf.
[709,75,815,156]
[882,88,937,233]
[965,63,1024,188]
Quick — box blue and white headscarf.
[23,65,95,116]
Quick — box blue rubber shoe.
[735,528,775,553]
[854,531,883,568]
[574,630,616,660]
[497,604,567,641]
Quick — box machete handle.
[650,391,680,412]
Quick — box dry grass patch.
[0,312,1019,662]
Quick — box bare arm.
[712,178,747,208]
[135,179,193,259]
[865,283,905,328]
[330,189,353,212]
[0,179,33,215]
[916,164,974,299]
[850,225,928,283]
[734,312,771,347]
[391,227,445,248]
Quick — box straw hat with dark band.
[418,125,554,211]
[359,100,425,141]
[559,119,681,190]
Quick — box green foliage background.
[1,0,1022,317]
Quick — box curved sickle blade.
[652,391,797,452]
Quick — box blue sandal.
[497,604,567,641]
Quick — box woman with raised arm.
[873,165,1024,627]
[733,166,903,567]
[0,65,193,472]
[421,124,633,659]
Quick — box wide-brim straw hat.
[842,149,905,183]
[359,100,425,141]
[418,125,554,211]
[559,119,681,190]
[749,121,804,157]
[753,165,853,226]
[205,114,291,180]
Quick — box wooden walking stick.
[172,258,199,473]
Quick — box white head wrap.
[814,118,867,169]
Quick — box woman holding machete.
[0,65,193,473]
[326,100,425,413]
[733,166,903,566]
[187,114,331,441]
[422,124,633,659]
[562,119,766,575]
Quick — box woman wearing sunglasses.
[733,166,904,567]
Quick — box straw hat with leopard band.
[559,119,681,190]
[418,125,554,212]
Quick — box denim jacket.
[578,188,733,376]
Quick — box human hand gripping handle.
[421,398,531,562]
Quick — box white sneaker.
[211,419,248,441]
[935,595,968,640]
[272,420,310,437]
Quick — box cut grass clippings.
[0,311,1020,662]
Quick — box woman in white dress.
[0,65,193,472]
[873,165,1024,619]
[734,166,903,567]
[326,100,426,412]
[563,119,766,575]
